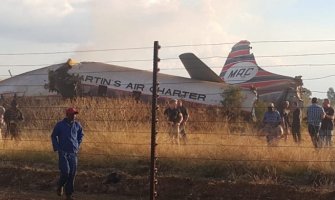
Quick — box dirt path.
[1,166,335,200]
[0,187,140,200]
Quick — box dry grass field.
[0,96,335,199]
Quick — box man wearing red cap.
[51,107,84,200]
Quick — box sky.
[0,0,334,98]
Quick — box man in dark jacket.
[319,99,334,147]
[291,102,301,143]
[51,107,84,200]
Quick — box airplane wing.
[179,53,224,83]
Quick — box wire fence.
[0,41,334,199]
[0,105,334,164]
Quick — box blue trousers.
[58,151,77,195]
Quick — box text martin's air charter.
[0,40,303,114]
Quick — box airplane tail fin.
[179,53,223,83]
[219,40,298,90]
[219,40,259,84]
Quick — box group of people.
[262,97,334,147]
[0,100,24,141]
[47,96,333,199]
[163,99,189,145]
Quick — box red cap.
[66,107,79,115]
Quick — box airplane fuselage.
[0,62,257,113]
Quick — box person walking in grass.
[307,97,325,148]
[291,102,302,143]
[319,99,334,147]
[262,103,282,145]
[177,99,189,145]
[279,101,291,142]
[4,100,24,141]
[164,99,183,144]
[51,107,84,200]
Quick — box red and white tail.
[219,40,299,94]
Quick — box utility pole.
[150,41,160,200]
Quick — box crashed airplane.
[0,59,257,113]
[179,40,303,107]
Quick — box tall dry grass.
[0,96,335,186]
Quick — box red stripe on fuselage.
[239,79,294,88]
[228,49,250,58]
[255,70,275,76]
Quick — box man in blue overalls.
[51,107,84,200]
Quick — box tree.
[301,87,312,107]
[327,87,335,100]
[254,100,267,123]
[221,86,243,114]
[221,86,246,133]
[302,87,312,99]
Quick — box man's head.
[323,98,330,108]
[11,100,18,108]
[177,99,183,107]
[283,101,289,109]
[66,107,79,121]
[169,99,178,109]
[311,97,318,104]
[268,102,275,112]
[292,101,298,108]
